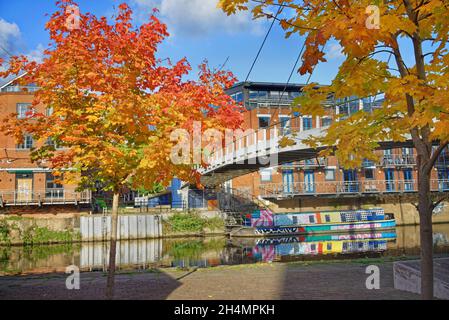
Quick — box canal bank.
[0,211,226,246]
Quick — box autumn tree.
[220,0,449,299]
[0,0,242,298]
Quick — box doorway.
[16,173,33,202]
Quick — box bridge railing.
[260,179,449,198]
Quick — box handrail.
[260,179,449,197]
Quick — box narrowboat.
[230,208,396,237]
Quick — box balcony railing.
[260,179,449,198]
[1,86,39,93]
[380,154,416,166]
[0,189,92,206]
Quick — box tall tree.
[220,0,449,299]
[1,0,242,298]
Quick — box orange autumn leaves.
[220,0,449,168]
[0,0,242,192]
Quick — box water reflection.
[1,224,449,275]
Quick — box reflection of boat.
[232,208,396,237]
[249,231,397,263]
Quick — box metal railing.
[0,189,92,206]
[260,179,449,198]
[1,86,39,93]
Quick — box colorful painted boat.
[232,208,396,237]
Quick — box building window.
[231,92,243,103]
[249,91,259,99]
[321,117,332,127]
[260,168,272,182]
[303,117,313,130]
[258,116,270,129]
[46,107,54,117]
[46,173,64,198]
[403,169,414,191]
[270,91,281,98]
[325,169,336,181]
[17,103,32,119]
[364,168,375,180]
[279,116,291,135]
[17,135,34,150]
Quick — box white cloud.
[327,43,345,60]
[132,0,263,37]
[26,43,45,63]
[0,18,21,55]
[0,19,45,86]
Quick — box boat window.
[325,215,331,223]
[309,215,315,223]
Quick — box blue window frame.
[385,169,395,192]
[343,170,358,192]
[403,169,414,191]
[438,169,449,191]
[304,170,315,193]
[303,117,313,130]
[283,170,294,194]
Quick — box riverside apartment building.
[0,76,90,207]
[224,82,449,225]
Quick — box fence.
[80,214,163,242]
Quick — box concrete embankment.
[0,211,226,245]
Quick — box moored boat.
[230,208,396,237]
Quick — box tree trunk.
[106,192,120,300]
[417,162,434,300]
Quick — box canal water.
[1,224,449,275]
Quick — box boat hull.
[230,219,396,238]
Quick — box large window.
[303,117,313,130]
[17,135,33,150]
[231,92,244,103]
[17,103,32,119]
[46,173,64,198]
[258,116,270,129]
[279,116,291,135]
[325,169,336,181]
[364,168,375,180]
[403,169,414,191]
[260,169,272,182]
[321,117,332,127]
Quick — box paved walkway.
[0,261,420,300]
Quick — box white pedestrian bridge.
[199,124,412,187]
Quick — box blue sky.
[0,0,347,86]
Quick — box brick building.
[0,77,90,207]
[223,82,449,220]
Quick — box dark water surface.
[1,224,449,275]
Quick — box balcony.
[260,179,449,198]
[0,189,92,207]
[381,154,416,167]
